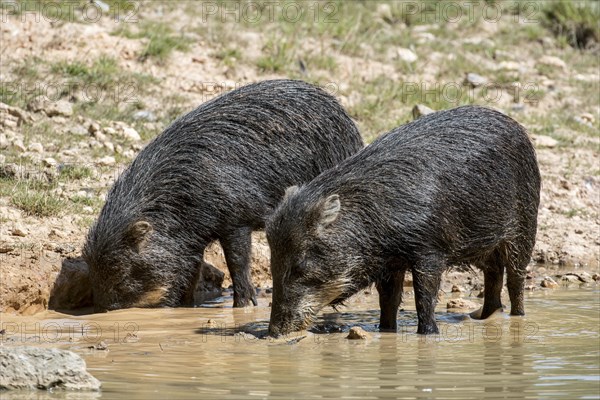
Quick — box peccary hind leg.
[412,257,444,335]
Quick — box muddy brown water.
[1,285,598,399]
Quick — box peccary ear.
[126,220,152,252]
[283,185,300,201]
[317,194,341,230]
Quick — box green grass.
[113,22,193,62]
[542,0,599,49]
[59,165,94,181]
[0,177,64,217]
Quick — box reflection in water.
[0,288,598,399]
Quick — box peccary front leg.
[221,227,257,307]
[412,259,444,335]
[375,270,405,332]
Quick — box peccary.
[267,105,540,335]
[83,79,363,311]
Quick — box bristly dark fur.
[83,79,364,311]
[267,105,541,336]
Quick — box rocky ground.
[0,1,598,315]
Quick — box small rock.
[574,115,594,128]
[415,32,435,43]
[82,206,94,213]
[396,48,418,63]
[572,272,592,283]
[541,277,558,288]
[0,133,9,149]
[103,127,116,135]
[579,113,595,124]
[49,228,66,238]
[45,100,73,117]
[511,103,526,112]
[497,61,521,71]
[42,157,57,167]
[375,3,393,22]
[97,156,116,166]
[0,346,101,391]
[88,341,109,351]
[531,134,558,148]
[412,104,434,119]
[68,125,88,136]
[103,141,115,152]
[446,298,479,310]
[0,243,15,253]
[592,274,600,281]
[11,224,28,237]
[451,285,462,293]
[93,131,107,142]
[465,72,488,87]
[347,326,370,340]
[27,96,49,112]
[11,139,26,153]
[88,121,101,134]
[538,55,567,70]
[121,126,141,142]
[123,150,135,158]
[133,110,156,122]
[561,274,581,284]
[28,142,43,153]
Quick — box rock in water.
[0,346,101,391]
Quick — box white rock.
[11,139,26,153]
[28,142,44,153]
[97,156,116,166]
[497,61,521,71]
[396,48,418,63]
[103,141,115,152]
[42,157,57,167]
[82,206,94,213]
[11,224,28,237]
[465,73,488,87]
[538,55,567,70]
[45,100,73,117]
[412,104,435,119]
[0,133,9,149]
[121,126,141,142]
[376,3,393,21]
[531,134,558,148]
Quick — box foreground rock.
[0,347,101,391]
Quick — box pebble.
[87,121,101,134]
[347,326,371,340]
[133,110,156,122]
[541,277,559,288]
[451,285,463,293]
[561,274,581,284]
[497,61,521,71]
[12,139,26,153]
[531,134,558,148]
[28,142,44,153]
[11,224,28,237]
[446,298,479,310]
[122,127,141,142]
[0,133,9,149]
[465,72,488,87]
[82,206,94,213]
[538,55,567,70]
[412,104,434,120]
[103,141,115,152]
[68,125,88,136]
[97,156,116,166]
[396,48,418,63]
[45,100,73,117]
[42,158,57,167]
